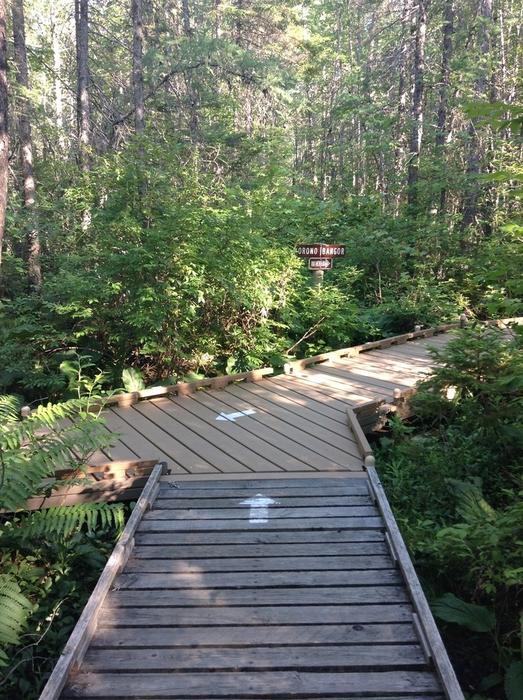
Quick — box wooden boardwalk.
[40,328,469,699]
[91,332,451,475]
[58,474,458,699]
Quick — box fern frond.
[447,478,497,522]
[0,395,24,425]
[0,399,115,512]
[0,574,33,665]
[19,503,126,539]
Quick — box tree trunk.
[394,0,412,213]
[462,0,493,230]
[0,0,7,271]
[181,0,192,37]
[12,0,41,290]
[436,0,454,213]
[132,0,145,133]
[75,0,91,169]
[51,5,65,150]
[181,0,198,139]
[407,0,427,208]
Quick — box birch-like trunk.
[436,0,454,214]
[132,0,145,133]
[462,0,493,230]
[75,0,91,169]
[12,0,41,290]
[0,0,7,271]
[407,0,427,207]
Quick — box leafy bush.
[377,324,523,697]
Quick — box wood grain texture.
[63,670,442,697]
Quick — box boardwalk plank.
[91,622,419,648]
[157,481,369,494]
[305,368,395,397]
[269,374,361,409]
[236,380,352,435]
[131,541,387,557]
[106,585,408,607]
[82,644,426,672]
[63,670,441,697]
[263,377,351,420]
[151,395,293,473]
[154,494,373,507]
[175,391,317,473]
[137,516,384,531]
[142,505,379,519]
[112,569,403,589]
[124,554,394,573]
[135,529,385,545]
[98,604,414,626]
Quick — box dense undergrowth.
[1,134,521,404]
[0,395,126,699]
[377,324,523,698]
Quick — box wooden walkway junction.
[89,328,454,477]
[40,322,511,700]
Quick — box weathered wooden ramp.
[60,475,457,699]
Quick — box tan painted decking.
[91,333,450,475]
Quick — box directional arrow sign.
[215,409,256,422]
[240,493,278,523]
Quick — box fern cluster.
[0,397,113,512]
[0,575,33,667]
[0,393,126,684]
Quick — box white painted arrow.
[240,493,277,523]
[215,408,256,422]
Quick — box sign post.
[296,243,346,286]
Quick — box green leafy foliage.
[505,661,523,700]
[0,397,113,512]
[432,593,495,633]
[0,575,33,667]
[122,367,145,392]
[377,326,523,695]
[0,393,124,698]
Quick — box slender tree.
[132,0,145,133]
[462,0,493,230]
[75,0,91,169]
[12,0,41,290]
[407,0,427,207]
[0,0,7,271]
[436,0,454,214]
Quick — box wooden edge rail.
[102,367,274,408]
[346,407,375,468]
[283,323,458,373]
[38,462,167,700]
[283,316,523,374]
[366,466,464,700]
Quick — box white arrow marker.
[240,493,277,523]
[215,409,256,422]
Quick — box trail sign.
[308,258,332,270]
[296,243,346,258]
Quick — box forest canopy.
[0,0,521,399]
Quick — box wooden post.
[311,269,324,287]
